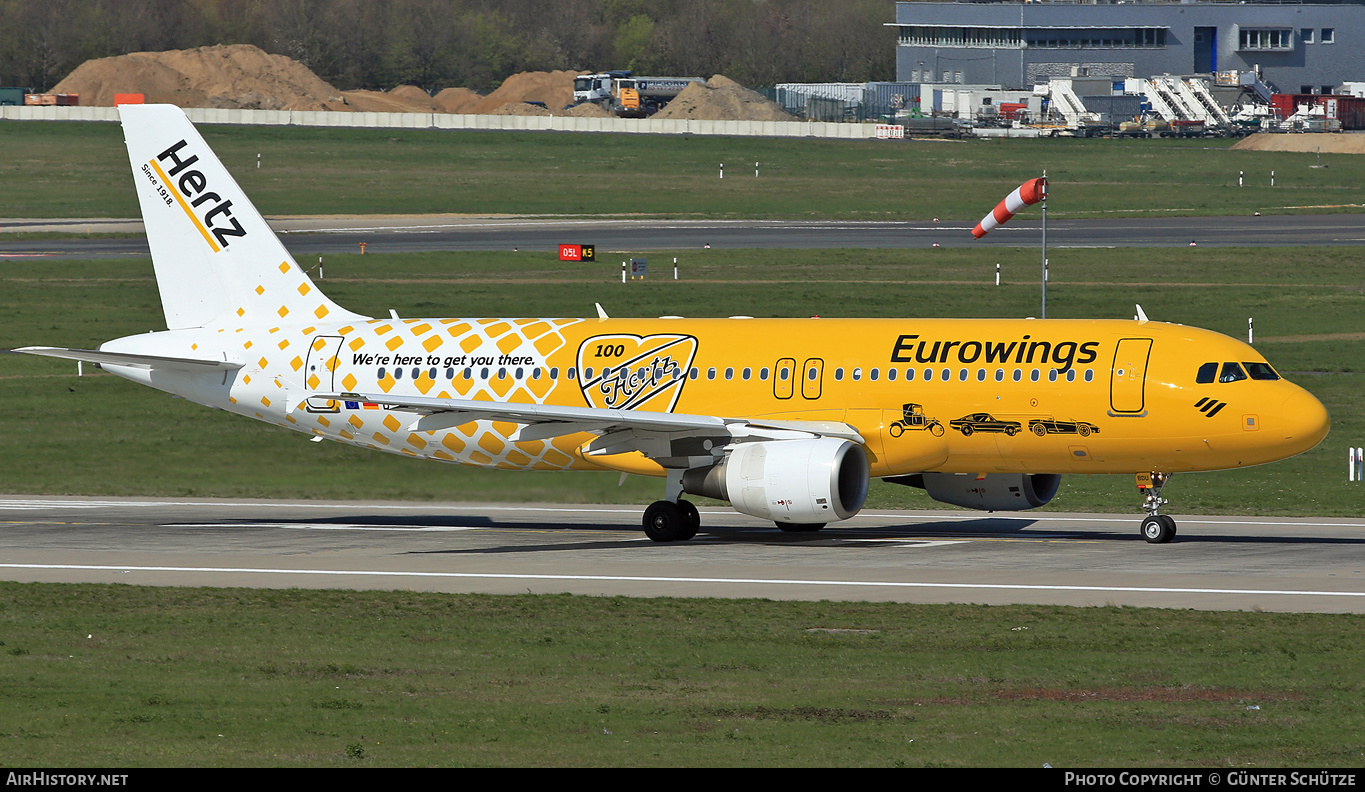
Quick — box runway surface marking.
[2,499,1360,530]
[3,563,1361,600]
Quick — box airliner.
[19,105,1330,544]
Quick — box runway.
[3,212,1365,259]
[3,496,1362,613]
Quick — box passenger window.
[1219,362,1247,383]
[1243,362,1280,381]
[1196,362,1217,384]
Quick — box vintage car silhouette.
[1029,418,1101,437]
[888,402,944,437]
[949,413,1022,436]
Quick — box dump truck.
[572,72,705,117]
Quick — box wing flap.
[321,391,865,464]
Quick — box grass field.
[3,120,1365,221]
[2,245,1361,517]
[2,583,1363,767]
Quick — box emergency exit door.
[1110,338,1152,415]
[304,335,344,413]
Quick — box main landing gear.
[642,470,700,542]
[1137,472,1176,544]
[642,499,700,542]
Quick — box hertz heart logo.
[577,334,698,412]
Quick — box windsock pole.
[971,173,1048,317]
[1041,170,1048,319]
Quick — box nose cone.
[1280,387,1331,456]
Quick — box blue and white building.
[890,1,1365,94]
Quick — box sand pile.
[654,74,793,122]
[563,101,611,118]
[434,87,484,114]
[469,70,577,114]
[1232,133,1365,154]
[340,86,440,113]
[52,44,482,113]
[488,102,553,116]
[54,49,782,123]
[53,44,350,110]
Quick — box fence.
[0,104,882,140]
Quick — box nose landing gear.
[1137,472,1176,543]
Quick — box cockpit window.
[1219,362,1247,383]
[1196,362,1217,384]
[1243,362,1280,381]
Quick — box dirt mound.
[654,74,793,122]
[470,70,577,114]
[386,84,439,111]
[434,87,484,114]
[563,102,611,118]
[1232,133,1365,154]
[52,44,348,110]
[487,101,553,116]
[340,87,438,113]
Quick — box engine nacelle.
[682,438,870,524]
[912,472,1061,511]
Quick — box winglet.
[595,303,609,319]
[1134,304,1149,324]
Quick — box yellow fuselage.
[186,315,1328,481]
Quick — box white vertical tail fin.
[119,104,366,330]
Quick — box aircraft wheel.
[776,522,826,533]
[1141,515,1176,544]
[643,501,692,542]
[676,499,700,540]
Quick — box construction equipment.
[572,72,705,117]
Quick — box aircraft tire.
[775,522,826,533]
[677,499,700,540]
[1141,515,1176,544]
[643,501,691,542]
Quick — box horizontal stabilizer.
[16,346,243,372]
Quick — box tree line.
[0,0,898,93]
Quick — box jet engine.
[890,472,1061,511]
[682,438,870,524]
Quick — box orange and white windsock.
[971,177,1047,239]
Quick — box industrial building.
[890,0,1365,94]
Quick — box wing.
[16,346,244,372]
[320,390,864,468]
